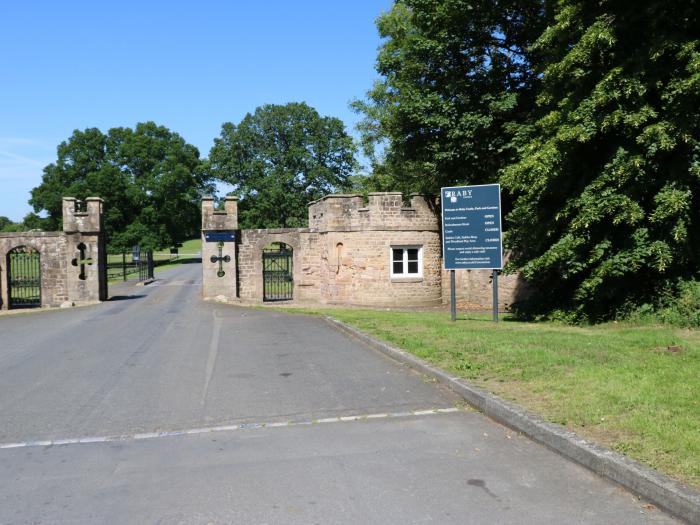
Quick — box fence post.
[147,251,154,279]
[122,252,127,281]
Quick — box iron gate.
[7,246,41,309]
[263,244,293,301]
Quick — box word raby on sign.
[444,189,473,199]
[441,184,503,270]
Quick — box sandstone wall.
[0,197,106,310]
[238,229,322,303]
[230,192,443,306]
[206,192,533,309]
[201,197,238,301]
[306,192,442,306]
[441,252,532,311]
[317,230,442,307]
[0,233,68,309]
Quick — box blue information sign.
[441,184,503,270]
[204,231,237,243]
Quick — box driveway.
[0,263,677,524]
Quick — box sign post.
[441,184,503,322]
[450,270,456,322]
[492,269,499,322]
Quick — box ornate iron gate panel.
[7,246,41,309]
[263,244,293,302]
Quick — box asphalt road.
[0,263,678,524]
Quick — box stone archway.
[237,229,306,302]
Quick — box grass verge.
[283,307,700,490]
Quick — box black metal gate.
[7,246,41,309]
[263,244,293,301]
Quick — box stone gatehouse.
[202,192,527,309]
[0,198,107,310]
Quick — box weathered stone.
[201,197,238,302]
[0,198,107,310]
[204,192,531,308]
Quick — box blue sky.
[0,0,393,221]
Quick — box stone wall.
[441,252,532,310]
[237,229,321,303]
[203,192,532,309]
[308,193,441,307]
[316,230,442,307]
[0,197,106,310]
[309,192,437,232]
[0,232,67,309]
[230,193,443,307]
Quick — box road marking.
[0,408,460,450]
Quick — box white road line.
[0,408,461,450]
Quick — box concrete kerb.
[322,316,700,525]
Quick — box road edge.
[323,315,700,524]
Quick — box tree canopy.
[208,102,357,228]
[357,0,700,320]
[30,122,211,251]
[352,0,546,195]
[502,0,700,320]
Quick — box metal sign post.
[450,270,457,322]
[441,184,503,322]
[492,269,499,322]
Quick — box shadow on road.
[108,294,146,302]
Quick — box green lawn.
[107,238,202,281]
[107,238,202,264]
[283,307,700,489]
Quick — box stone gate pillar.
[62,197,108,305]
[201,196,238,302]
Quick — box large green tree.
[502,0,700,320]
[209,102,357,228]
[30,122,210,251]
[352,0,547,195]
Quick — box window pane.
[392,248,403,262]
[393,261,404,274]
[407,249,419,261]
[408,261,419,274]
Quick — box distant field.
[107,238,202,264]
[107,238,201,281]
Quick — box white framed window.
[390,246,423,278]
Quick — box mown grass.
[283,307,700,489]
[107,238,202,282]
[107,238,202,264]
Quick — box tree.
[209,102,357,228]
[502,0,700,320]
[0,216,12,231]
[352,0,547,196]
[30,122,211,251]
